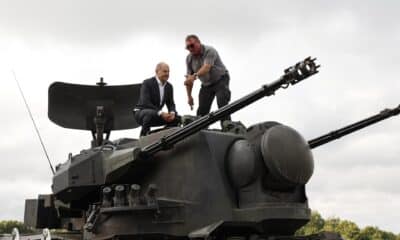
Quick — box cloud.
[0,179,50,220]
[310,190,400,233]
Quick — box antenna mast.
[12,71,55,175]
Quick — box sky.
[0,0,399,234]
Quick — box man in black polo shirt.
[184,35,231,122]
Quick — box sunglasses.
[186,43,195,50]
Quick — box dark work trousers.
[134,109,180,136]
[197,74,231,123]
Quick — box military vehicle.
[12,57,399,240]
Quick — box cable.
[12,70,55,175]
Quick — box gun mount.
[21,57,399,240]
[140,57,319,157]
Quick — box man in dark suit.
[134,62,180,136]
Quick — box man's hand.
[161,112,170,122]
[184,75,195,110]
[167,112,176,122]
[188,95,194,110]
[184,74,196,86]
[161,112,176,123]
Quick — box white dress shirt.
[156,76,166,106]
[156,76,166,116]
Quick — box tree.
[322,217,340,232]
[335,220,360,240]
[296,211,325,236]
[0,221,34,234]
[296,211,400,240]
[358,226,400,240]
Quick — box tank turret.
[22,57,399,240]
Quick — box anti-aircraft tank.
[21,57,400,240]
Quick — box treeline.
[0,220,34,234]
[296,212,400,240]
[1,214,399,239]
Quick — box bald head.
[155,62,170,83]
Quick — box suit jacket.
[135,77,177,113]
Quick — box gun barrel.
[308,104,400,149]
[140,57,319,157]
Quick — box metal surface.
[48,81,141,131]
[226,139,258,188]
[24,57,399,239]
[261,125,313,187]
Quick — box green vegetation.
[0,220,34,234]
[296,212,400,240]
[1,215,399,239]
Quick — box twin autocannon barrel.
[139,57,320,157]
[308,104,400,149]
[138,56,400,158]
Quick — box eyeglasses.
[186,43,195,50]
